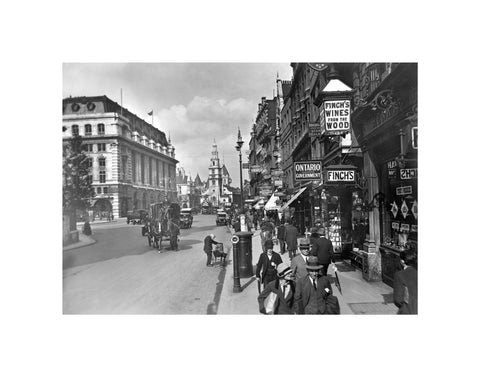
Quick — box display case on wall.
[327,211,342,254]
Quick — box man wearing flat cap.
[257,262,295,314]
[310,227,334,276]
[255,239,283,290]
[293,256,333,314]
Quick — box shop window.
[72,124,79,136]
[85,124,92,136]
[98,123,105,135]
[99,171,106,183]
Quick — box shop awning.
[254,199,265,210]
[280,187,307,211]
[264,194,281,211]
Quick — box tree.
[63,134,95,230]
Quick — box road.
[63,215,232,314]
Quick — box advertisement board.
[294,161,322,181]
[321,99,351,135]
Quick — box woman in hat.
[258,262,295,315]
[293,256,333,314]
[255,239,282,289]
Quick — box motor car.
[179,208,193,229]
[126,209,148,224]
[216,211,228,226]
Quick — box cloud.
[156,96,256,184]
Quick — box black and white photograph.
[62,62,418,316]
[3,1,479,376]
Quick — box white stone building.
[62,95,178,219]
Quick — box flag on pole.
[147,110,153,116]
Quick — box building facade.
[62,95,178,220]
[250,63,417,285]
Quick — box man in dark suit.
[290,238,310,282]
[255,240,283,290]
[294,256,333,314]
[203,233,220,267]
[257,263,295,314]
[394,249,418,314]
[310,227,334,276]
[284,220,299,260]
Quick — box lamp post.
[235,128,244,211]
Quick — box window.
[98,143,106,152]
[103,187,108,194]
[85,124,92,136]
[85,144,93,152]
[87,175,93,184]
[99,157,106,169]
[97,187,102,194]
[72,124,79,136]
[99,171,106,183]
[87,158,93,168]
[98,123,105,135]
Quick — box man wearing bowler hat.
[310,227,334,276]
[293,256,333,314]
[290,238,310,282]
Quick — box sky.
[63,63,293,187]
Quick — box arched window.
[72,124,79,136]
[85,124,92,136]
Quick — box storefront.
[314,165,368,258]
[350,63,418,284]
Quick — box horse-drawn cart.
[143,202,181,251]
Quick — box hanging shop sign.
[326,169,355,182]
[250,165,262,173]
[387,160,398,179]
[400,168,417,180]
[271,169,283,177]
[325,165,357,183]
[309,123,322,137]
[392,222,400,230]
[396,186,413,195]
[294,161,322,181]
[320,99,351,135]
[400,224,410,232]
[260,189,272,196]
[412,127,418,149]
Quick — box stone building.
[62,95,178,219]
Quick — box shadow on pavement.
[241,276,257,291]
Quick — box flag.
[147,110,153,116]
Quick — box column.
[361,152,382,281]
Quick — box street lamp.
[235,128,244,211]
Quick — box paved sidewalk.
[217,228,397,315]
